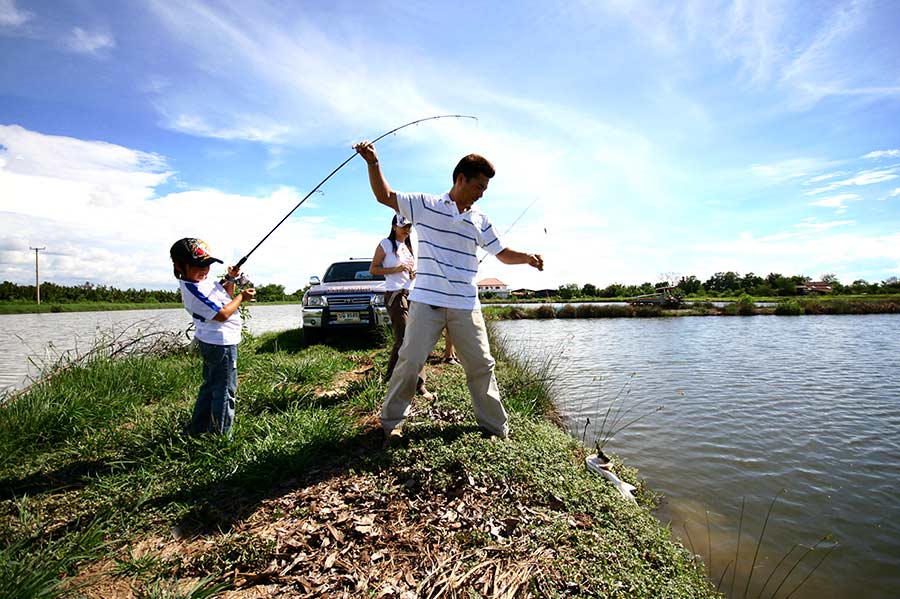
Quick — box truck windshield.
[322,261,385,283]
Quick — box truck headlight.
[304,295,327,307]
[371,293,385,306]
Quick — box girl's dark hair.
[388,214,413,255]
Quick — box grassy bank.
[0,325,717,598]
[0,301,305,315]
[484,296,900,320]
[0,302,184,315]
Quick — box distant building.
[477,277,510,298]
[796,281,833,295]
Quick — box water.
[493,315,900,599]
[0,304,302,392]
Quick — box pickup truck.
[301,259,389,340]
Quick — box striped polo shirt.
[179,278,242,345]
[397,191,504,310]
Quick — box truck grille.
[327,294,371,306]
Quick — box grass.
[0,302,184,315]
[0,300,308,315]
[0,324,720,598]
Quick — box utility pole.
[29,246,46,304]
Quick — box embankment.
[0,327,717,598]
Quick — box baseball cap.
[394,214,412,227]
[169,238,224,267]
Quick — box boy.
[170,237,256,437]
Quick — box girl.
[369,214,433,399]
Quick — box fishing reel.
[222,272,254,288]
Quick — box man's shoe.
[478,426,509,441]
[416,388,436,401]
[383,428,404,449]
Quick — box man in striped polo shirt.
[354,141,544,442]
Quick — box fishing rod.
[478,196,542,264]
[233,114,478,269]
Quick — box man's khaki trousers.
[381,301,508,437]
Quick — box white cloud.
[793,219,855,232]
[0,0,31,27]
[749,158,827,182]
[806,167,898,194]
[169,114,291,143]
[809,193,860,210]
[65,27,115,55]
[863,149,900,159]
[890,188,900,197]
[0,125,436,291]
[804,172,843,184]
[693,227,900,283]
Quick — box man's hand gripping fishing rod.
[232,114,477,270]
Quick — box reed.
[585,372,665,455]
[681,492,836,599]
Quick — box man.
[354,141,544,441]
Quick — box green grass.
[0,325,718,598]
[0,300,303,315]
[0,302,184,314]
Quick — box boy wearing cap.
[170,238,256,437]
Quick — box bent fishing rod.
[233,114,478,270]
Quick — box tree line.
[4,271,899,305]
[550,272,900,300]
[0,281,303,304]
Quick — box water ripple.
[495,314,900,599]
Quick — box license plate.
[336,312,360,323]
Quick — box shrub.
[556,304,577,318]
[775,299,803,315]
[724,294,756,316]
[504,307,528,320]
[533,305,556,319]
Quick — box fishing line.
[478,196,541,264]
[233,114,477,269]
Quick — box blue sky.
[1,0,899,293]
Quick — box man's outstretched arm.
[496,248,544,271]
[354,141,399,211]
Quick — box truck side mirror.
[309,276,321,286]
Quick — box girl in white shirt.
[369,214,433,399]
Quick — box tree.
[677,276,702,295]
[557,283,580,300]
[581,283,598,297]
[600,283,625,298]
[254,284,286,302]
[704,271,740,293]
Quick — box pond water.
[493,315,900,599]
[0,304,302,393]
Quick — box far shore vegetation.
[3,270,900,315]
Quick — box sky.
[1,0,899,294]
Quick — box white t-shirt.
[396,192,504,310]
[179,278,242,345]
[379,237,416,292]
